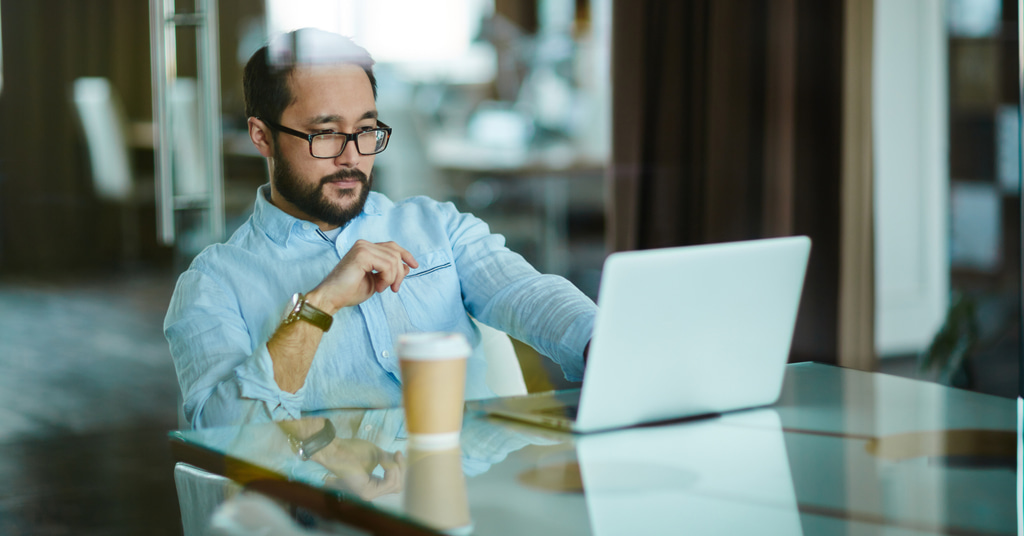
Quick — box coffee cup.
[405,445,472,535]
[397,332,470,449]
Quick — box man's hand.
[307,240,418,314]
[315,438,406,500]
[269,240,416,393]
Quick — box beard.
[271,151,372,228]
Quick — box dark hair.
[243,28,378,124]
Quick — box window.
[265,0,487,65]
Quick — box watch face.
[282,292,302,322]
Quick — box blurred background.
[0,0,610,290]
[0,0,1019,533]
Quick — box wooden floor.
[0,271,183,535]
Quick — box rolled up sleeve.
[165,269,304,428]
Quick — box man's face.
[268,64,378,229]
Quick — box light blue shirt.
[165,185,597,429]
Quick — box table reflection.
[172,406,553,533]
[170,364,1019,536]
[405,445,472,534]
[573,409,802,536]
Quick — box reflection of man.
[165,28,597,428]
[277,417,404,500]
[270,409,548,500]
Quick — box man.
[165,28,597,429]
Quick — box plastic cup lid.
[397,332,471,360]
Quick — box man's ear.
[248,117,275,158]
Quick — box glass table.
[169,363,1018,535]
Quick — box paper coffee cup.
[405,446,472,534]
[397,332,470,449]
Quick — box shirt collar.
[252,183,384,246]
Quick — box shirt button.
[364,425,373,432]
[382,350,390,358]
[302,223,311,230]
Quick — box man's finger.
[377,241,418,269]
[379,451,404,492]
[372,252,413,294]
[399,247,418,270]
[381,243,416,293]
[330,241,418,305]
[373,272,390,294]
[356,249,403,294]
[379,450,402,472]
[373,243,415,293]
[378,460,402,494]
[390,263,411,293]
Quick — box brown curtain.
[838,0,876,370]
[609,0,874,366]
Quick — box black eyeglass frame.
[259,117,392,158]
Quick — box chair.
[174,462,242,536]
[208,491,368,536]
[72,77,152,262]
[473,318,528,397]
[73,77,135,202]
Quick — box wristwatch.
[285,419,336,460]
[282,292,333,332]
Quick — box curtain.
[838,0,876,370]
[609,0,875,367]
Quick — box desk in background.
[426,137,606,296]
[170,363,1018,535]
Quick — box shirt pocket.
[399,250,464,331]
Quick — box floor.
[0,270,183,535]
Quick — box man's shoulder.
[377,193,457,219]
[186,220,264,271]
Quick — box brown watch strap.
[284,293,333,332]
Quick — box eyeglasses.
[259,118,392,158]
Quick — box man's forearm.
[267,289,340,393]
[267,318,326,393]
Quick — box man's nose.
[333,137,361,167]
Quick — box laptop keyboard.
[531,404,580,420]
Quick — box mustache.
[320,168,368,186]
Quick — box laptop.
[470,236,811,433]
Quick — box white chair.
[174,462,242,536]
[209,491,369,536]
[73,77,135,202]
[473,318,528,397]
[72,77,152,262]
